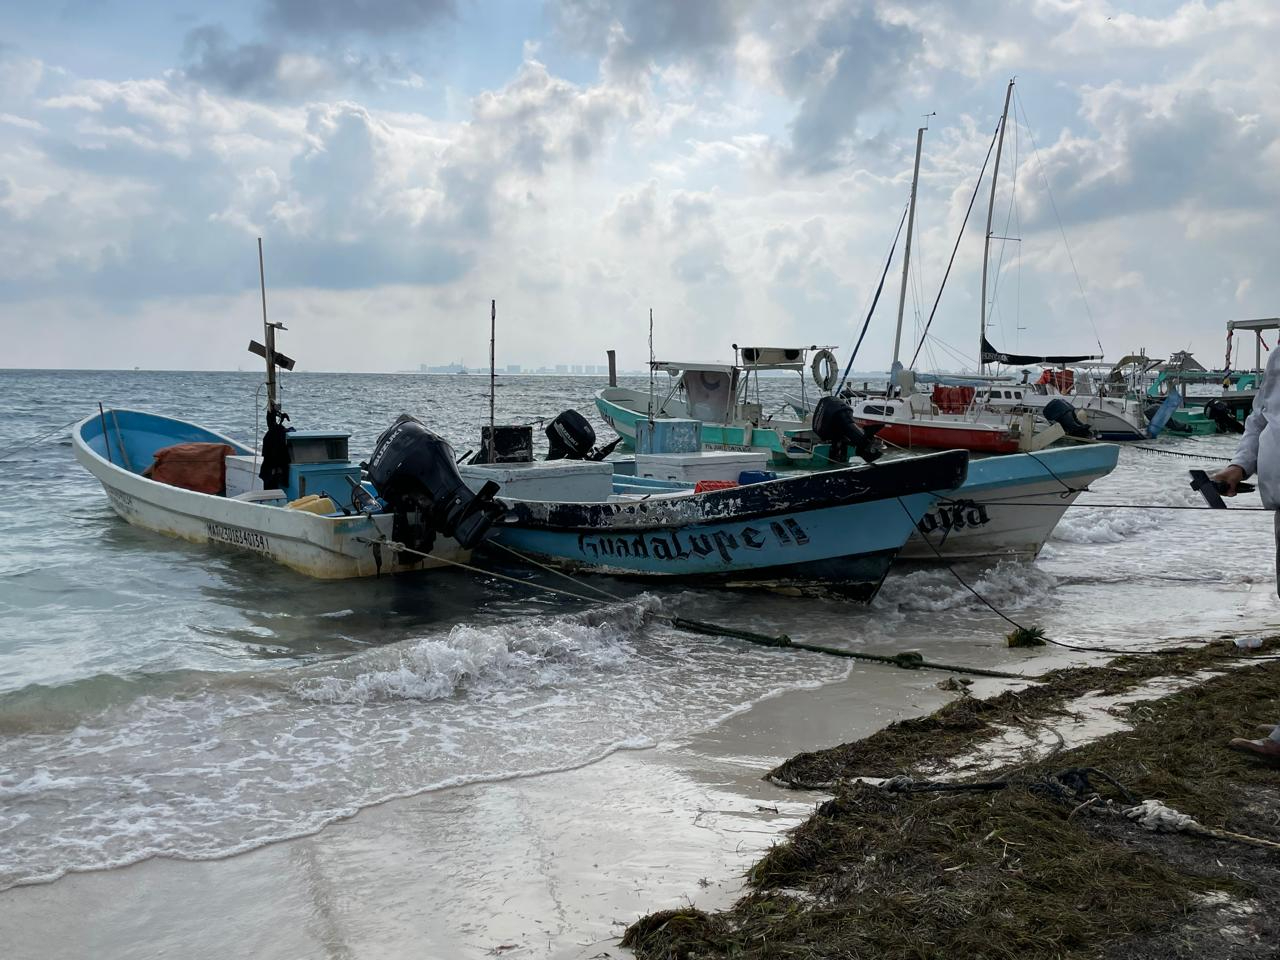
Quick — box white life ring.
[811,349,839,393]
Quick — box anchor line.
[0,417,82,461]
[933,497,1272,513]
[1057,434,1234,462]
[485,539,628,602]
[890,498,1278,658]
[354,536,1036,679]
[353,537,610,605]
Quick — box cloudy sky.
[1,0,1276,372]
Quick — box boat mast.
[489,299,496,434]
[257,237,285,415]
[647,308,655,426]
[891,120,928,395]
[979,79,1015,375]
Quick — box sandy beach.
[1,639,1088,960]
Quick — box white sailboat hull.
[900,445,1119,561]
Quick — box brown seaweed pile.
[624,641,1280,960]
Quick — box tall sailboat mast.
[890,121,927,393]
[979,78,1015,374]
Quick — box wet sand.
[0,646,1085,960]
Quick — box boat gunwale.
[500,450,969,533]
[72,410,382,536]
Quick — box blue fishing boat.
[482,451,969,601]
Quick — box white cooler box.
[225,454,265,498]
[460,459,615,502]
[634,451,768,484]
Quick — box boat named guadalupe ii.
[74,247,506,579]
[596,345,872,469]
[478,444,969,601]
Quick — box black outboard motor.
[1042,398,1092,439]
[545,409,596,460]
[1204,398,1245,434]
[812,396,884,463]
[366,414,506,553]
[544,410,622,461]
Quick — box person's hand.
[1213,464,1246,496]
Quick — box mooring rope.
[1060,435,1234,462]
[0,418,81,462]
[890,495,1262,658]
[358,536,1035,680]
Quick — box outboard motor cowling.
[1042,398,1092,439]
[812,396,884,463]
[367,414,506,553]
[1204,398,1245,434]
[544,409,622,461]
[545,409,597,460]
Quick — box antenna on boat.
[647,307,655,426]
[980,78,1015,375]
[489,299,496,435]
[247,238,295,416]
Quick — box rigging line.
[1015,89,1104,357]
[837,200,911,393]
[838,213,907,361]
[908,116,1003,369]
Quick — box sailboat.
[843,87,1088,453]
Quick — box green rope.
[667,617,1036,681]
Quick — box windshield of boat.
[680,369,738,422]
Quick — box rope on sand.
[1123,798,1280,851]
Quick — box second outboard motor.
[545,410,622,461]
[545,409,596,460]
[367,414,506,553]
[1042,398,1092,439]
[812,396,884,463]
[1204,398,1245,434]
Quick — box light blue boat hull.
[487,451,969,600]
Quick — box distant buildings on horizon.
[413,362,643,375]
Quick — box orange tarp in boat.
[143,443,236,495]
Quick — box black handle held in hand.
[1189,469,1255,509]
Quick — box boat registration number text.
[205,521,271,554]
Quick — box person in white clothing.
[1215,343,1280,762]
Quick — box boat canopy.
[681,368,738,421]
[736,346,811,370]
[652,361,736,376]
